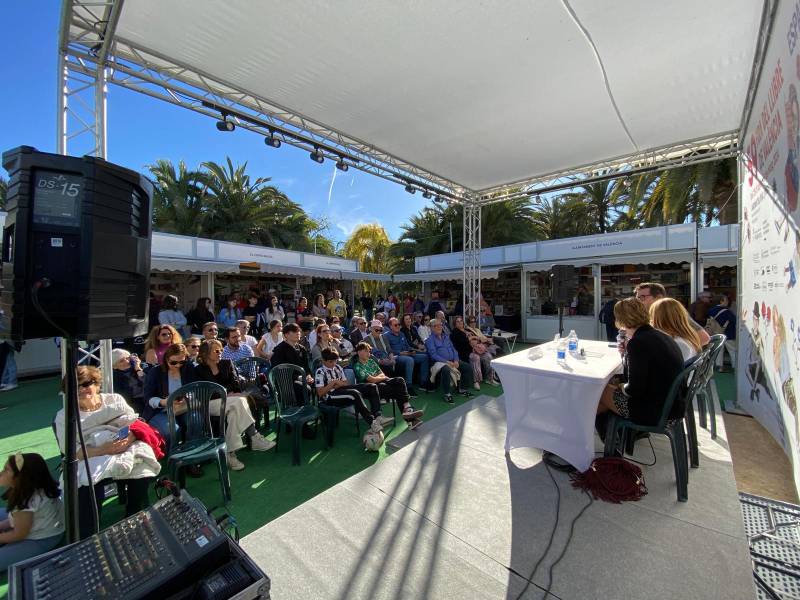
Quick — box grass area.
[0,367,510,598]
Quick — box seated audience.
[264,295,286,326]
[450,316,482,390]
[352,343,423,428]
[634,282,710,346]
[469,333,499,386]
[158,294,188,336]
[374,312,387,325]
[221,326,254,361]
[311,323,336,366]
[270,323,314,403]
[435,310,451,335]
[142,343,196,443]
[217,296,242,328]
[365,320,399,378]
[330,324,354,361]
[111,348,145,412]
[143,324,183,366]
[400,313,426,352]
[425,319,473,403]
[57,366,159,539]
[597,298,684,426]
[185,336,202,365]
[385,317,428,393]
[194,339,274,470]
[349,317,369,346]
[649,298,702,362]
[256,319,283,361]
[236,319,259,349]
[0,453,64,571]
[186,297,215,335]
[708,294,737,371]
[417,314,433,342]
[465,315,500,355]
[202,321,220,341]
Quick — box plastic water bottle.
[567,329,578,354]
[556,336,567,362]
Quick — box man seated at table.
[385,317,429,394]
[633,282,710,346]
[596,298,684,428]
[425,319,473,403]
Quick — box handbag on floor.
[570,457,648,503]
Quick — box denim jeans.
[0,344,16,386]
[0,508,62,571]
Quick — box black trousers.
[375,377,410,412]
[77,478,152,540]
[324,386,377,424]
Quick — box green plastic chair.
[603,359,704,502]
[268,364,320,465]
[166,381,231,504]
[235,356,272,431]
[695,334,727,439]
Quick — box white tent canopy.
[102,0,762,195]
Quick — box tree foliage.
[342,224,395,292]
[0,176,7,210]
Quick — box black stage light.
[534,194,542,204]
[310,147,325,163]
[405,184,416,194]
[422,190,433,199]
[264,133,281,148]
[216,119,235,132]
[335,159,349,171]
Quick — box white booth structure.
[407,223,739,342]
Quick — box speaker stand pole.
[62,337,80,543]
[557,304,565,338]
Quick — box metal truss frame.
[462,200,481,320]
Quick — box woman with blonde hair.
[649,298,702,362]
[143,324,183,365]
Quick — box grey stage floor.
[241,395,755,600]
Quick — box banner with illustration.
[740,0,800,494]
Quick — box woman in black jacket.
[194,339,274,471]
[597,298,684,426]
[142,343,196,440]
[186,297,215,335]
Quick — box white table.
[493,339,622,472]
[492,331,518,353]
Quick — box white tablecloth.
[493,340,622,472]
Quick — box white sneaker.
[370,419,384,434]
[473,382,481,391]
[377,415,395,428]
[227,452,245,471]
[0,384,18,392]
[484,379,500,387]
[250,432,276,451]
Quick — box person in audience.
[295,296,314,334]
[412,293,425,315]
[360,291,374,322]
[403,294,414,316]
[417,314,433,342]
[425,319,474,403]
[307,318,322,348]
[688,291,713,327]
[242,294,262,335]
[435,310,451,335]
[708,294,737,371]
[315,347,392,439]
[400,313,426,352]
[186,297,214,335]
[599,297,618,342]
[596,298,684,426]
[311,323,336,365]
[185,336,202,365]
[331,324,354,362]
[375,295,386,315]
[0,453,64,571]
[143,324,183,365]
[265,295,285,325]
[221,326,254,361]
[194,339,275,470]
[59,366,159,539]
[327,289,347,320]
[450,316,483,390]
[143,344,196,443]
[270,323,315,417]
[111,348,146,412]
[382,295,397,318]
[313,293,329,319]
[634,282,711,346]
[236,320,259,349]
[348,316,368,346]
[374,312,387,326]
[426,291,445,318]
[353,342,423,428]
[158,294,188,336]
[365,319,398,377]
[385,317,427,394]
[464,315,500,355]
[649,298,702,362]
[256,319,283,361]
[217,295,242,328]
[202,321,220,341]
[469,333,499,386]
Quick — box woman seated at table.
[56,366,160,539]
[649,298,703,363]
[194,339,275,471]
[596,298,684,426]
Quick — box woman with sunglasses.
[185,336,203,365]
[464,316,500,356]
[310,323,336,367]
[56,366,160,539]
[195,340,274,471]
[142,343,196,443]
[143,324,183,366]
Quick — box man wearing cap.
[385,317,428,394]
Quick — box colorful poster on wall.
[740,0,800,493]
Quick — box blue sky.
[0,1,430,245]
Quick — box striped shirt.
[314,364,347,401]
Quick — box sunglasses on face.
[187,344,200,349]
[168,360,186,366]
[79,380,97,388]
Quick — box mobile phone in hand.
[116,425,130,441]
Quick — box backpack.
[705,309,730,336]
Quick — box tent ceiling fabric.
[114,0,761,192]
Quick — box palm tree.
[148,159,208,236]
[343,224,395,292]
[530,196,594,240]
[0,176,8,210]
[559,176,626,234]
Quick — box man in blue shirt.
[424,319,473,403]
[707,294,737,371]
[385,318,429,394]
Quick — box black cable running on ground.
[32,280,101,536]
[595,435,657,467]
